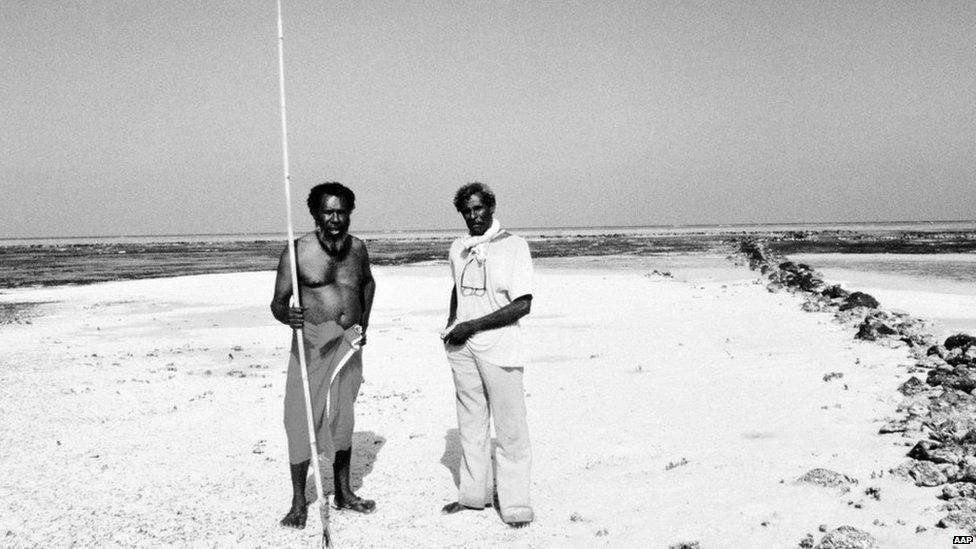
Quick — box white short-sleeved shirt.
[449,232,533,366]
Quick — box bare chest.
[297,249,362,289]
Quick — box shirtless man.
[270,182,377,528]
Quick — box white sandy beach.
[1,255,973,548]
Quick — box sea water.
[4,220,975,247]
[791,252,976,340]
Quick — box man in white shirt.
[440,182,534,528]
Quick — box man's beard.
[316,225,349,256]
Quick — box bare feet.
[334,494,376,514]
[333,448,376,514]
[281,460,311,528]
[280,497,308,529]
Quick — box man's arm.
[443,295,531,345]
[358,242,376,344]
[270,246,304,329]
[445,241,459,329]
[444,238,534,345]
[447,286,458,328]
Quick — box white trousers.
[446,344,533,522]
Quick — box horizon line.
[3,218,976,242]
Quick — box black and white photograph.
[2,1,976,547]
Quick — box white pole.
[274,1,333,546]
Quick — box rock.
[946,347,969,366]
[779,261,799,273]
[928,415,976,444]
[927,366,976,393]
[855,317,898,341]
[889,460,917,481]
[877,337,907,349]
[739,239,770,264]
[802,301,824,312]
[961,431,976,445]
[822,285,850,299]
[933,387,976,410]
[797,273,825,292]
[915,355,947,370]
[839,292,880,311]
[945,346,976,367]
[873,315,900,333]
[944,483,976,500]
[905,417,927,433]
[931,444,968,465]
[908,460,949,487]
[946,334,976,351]
[814,525,877,549]
[879,419,908,434]
[799,533,816,548]
[780,272,800,287]
[938,511,976,533]
[941,496,976,513]
[834,308,870,325]
[906,401,929,417]
[929,345,949,359]
[795,468,858,491]
[909,441,960,464]
[668,542,700,549]
[899,377,927,396]
[958,457,976,482]
[943,463,962,482]
[766,282,784,293]
[855,323,878,341]
[899,325,935,348]
[908,441,976,466]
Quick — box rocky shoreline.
[739,238,976,544]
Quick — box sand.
[0,255,969,547]
[792,253,976,342]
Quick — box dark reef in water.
[0,234,727,288]
[765,229,976,254]
[2,228,974,288]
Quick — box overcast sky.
[2,0,974,238]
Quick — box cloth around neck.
[461,218,501,263]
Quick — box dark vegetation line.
[2,230,974,288]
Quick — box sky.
[2,0,975,238]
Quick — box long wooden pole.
[274,1,333,546]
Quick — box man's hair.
[453,182,496,211]
[307,182,356,214]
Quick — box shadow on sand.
[304,431,386,503]
[440,428,463,488]
[440,429,502,512]
[440,428,506,521]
